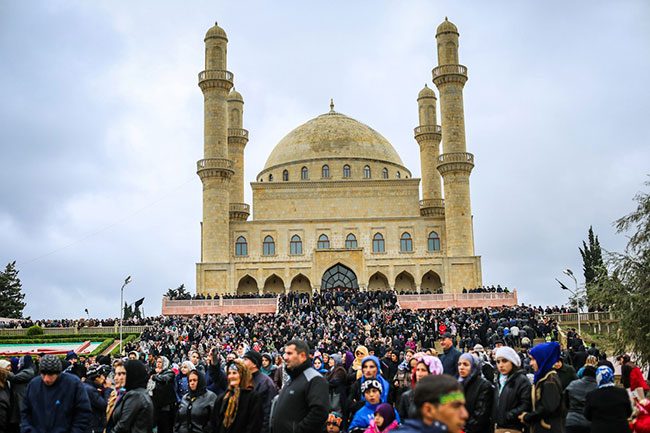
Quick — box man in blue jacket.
[438,333,461,377]
[21,354,92,433]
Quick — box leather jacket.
[111,387,154,433]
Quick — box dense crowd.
[0,289,645,433]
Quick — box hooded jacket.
[110,360,154,433]
[347,356,391,423]
[349,400,400,431]
[83,378,113,433]
[151,356,177,409]
[564,374,596,429]
[459,354,493,433]
[21,372,92,433]
[175,370,217,433]
[8,355,36,425]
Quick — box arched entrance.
[421,270,442,293]
[237,275,258,295]
[289,274,311,293]
[368,272,389,291]
[395,271,415,292]
[321,263,358,290]
[263,274,285,294]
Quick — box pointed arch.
[263,274,285,294]
[368,271,389,291]
[321,263,358,290]
[421,270,442,293]
[395,270,415,292]
[289,273,311,293]
[237,275,258,295]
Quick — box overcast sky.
[1,1,649,319]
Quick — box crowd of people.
[462,285,510,294]
[0,288,646,433]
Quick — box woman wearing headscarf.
[618,353,649,402]
[564,365,597,433]
[213,359,262,433]
[110,359,155,433]
[458,352,494,433]
[584,366,632,433]
[346,355,390,426]
[326,354,348,415]
[176,360,196,401]
[493,346,531,433]
[397,354,443,421]
[313,355,328,374]
[260,353,276,377]
[576,355,598,379]
[151,356,177,433]
[7,354,36,432]
[348,346,369,382]
[175,369,217,433]
[518,342,564,433]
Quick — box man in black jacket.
[243,350,277,433]
[439,333,461,377]
[270,339,329,433]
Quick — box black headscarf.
[188,369,207,398]
[124,360,148,391]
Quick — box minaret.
[197,22,234,293]
[227,88,250,221]
[414,84,444,216]
[433,18,475,257]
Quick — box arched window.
[396,171,401,178]
[343,164,351,178]
[317,234,330,249]
[372,233,385,253]
[345,233,357,248]
[382,168,388,179]
[268,173,273,182]
[301,166,308,180]
[290,235,302,255]
[400,232,413,252]
[235,236,248,256]
[322,165,329,178]
[263,236,275,256]
[282,170,289,181]
[364,165,371,179]
[428,231,441,251]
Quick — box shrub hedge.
[0,333,138,344]
[26,326,44,336]
[110,335,138,356]
[90,338,115,356]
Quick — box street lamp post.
[562,269,581,335]
[120,276,132,355]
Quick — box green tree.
[0,261,27,318]
[592,178,650,366]
[122,301,133,320]
[164,284,187,299]
[580,226,605,284]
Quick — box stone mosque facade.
[196,18,482,296]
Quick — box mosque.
[195,18,482,296]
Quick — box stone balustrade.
[162,296,277,316]
[198,69,234,83]
[197,158,234,171]
[228,128,249,138]
[229,203,250,213]
[437,152,474,164]
[419,199,445,208]
[0,325,150,336]
[432,64,468,78]
[398,290,518,310]
[414,125,442,136]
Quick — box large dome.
[263,108,406,170]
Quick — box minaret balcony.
[228,128,249,139]
[419,199,445,217]
[197,158,234,180]
[229,202,250,221]
[437,152,474,175]
[432,64,468,86]
[198,69,234,91]
[414,125,442,142]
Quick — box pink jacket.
[363,418,399,433]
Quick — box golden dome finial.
[330,99,335,112]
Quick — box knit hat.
[494,346,521,367]
[375,403,396,427]
[40,355,62,374]
[65,351,77,361]
[243,350,262,369]
[361,378,383,394]
[327,411,343,427]
[473,344,485,353]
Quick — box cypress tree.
[0,261,27,319]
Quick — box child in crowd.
[364,403,399,433]
[326,411,344,433]
[349,379,400,431]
